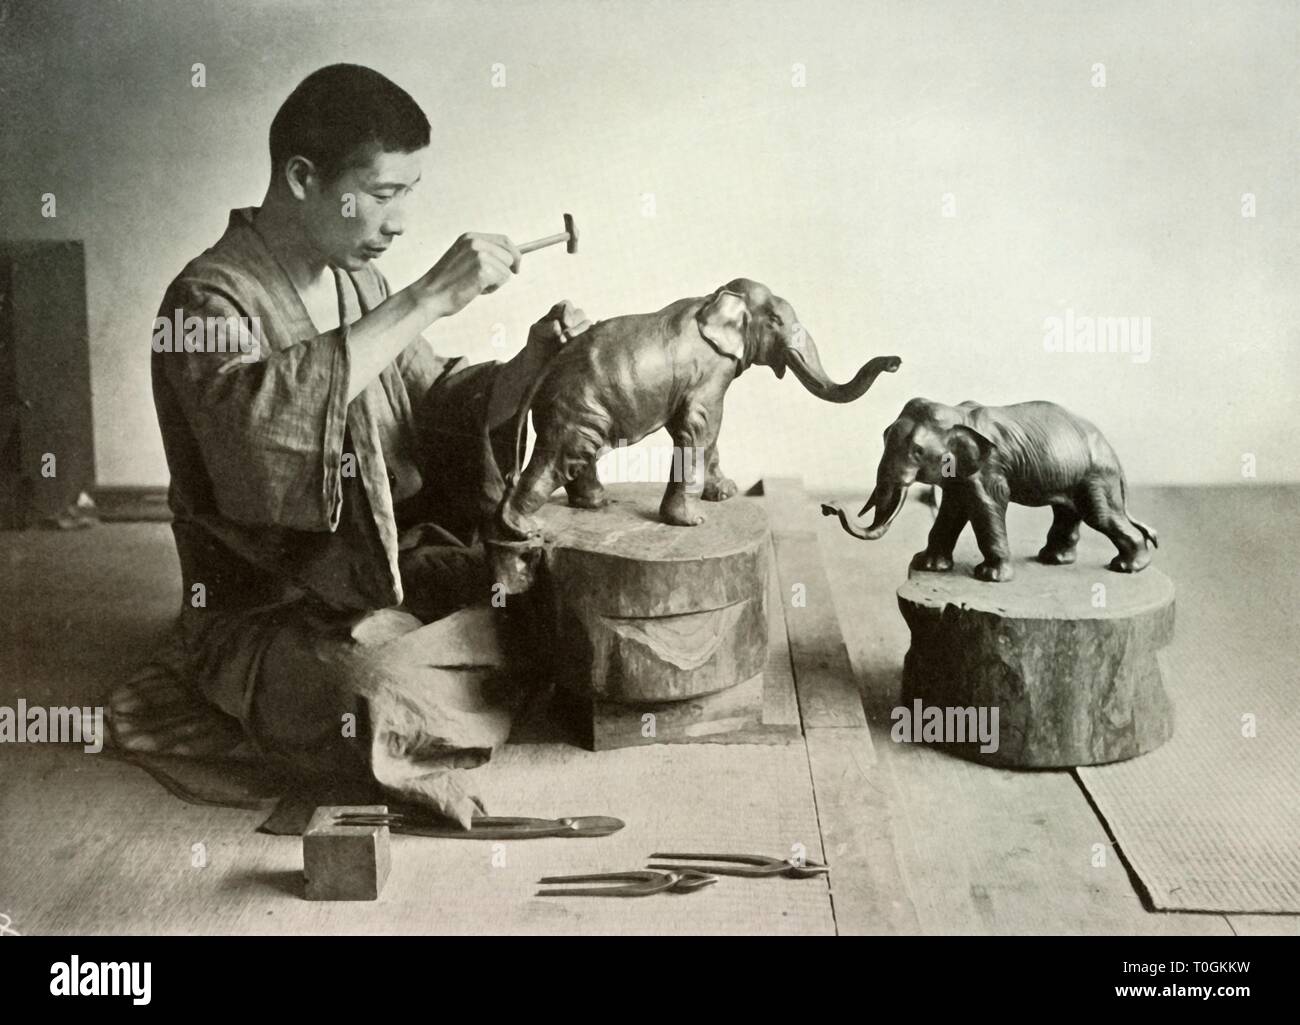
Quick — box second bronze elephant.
[821,397,1158,582]
[493,278,901,539]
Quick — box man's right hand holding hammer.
[345,232,523,400]
[344,228,589,430]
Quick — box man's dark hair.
[269,64,430,182]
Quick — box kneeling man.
[111,64,588,824]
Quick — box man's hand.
[486,300,592,431]
[524,300,592,363]
[419,233,522,319]
[342,232,522,403]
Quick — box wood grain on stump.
[535,483,770,705]
[897,558,1175,767]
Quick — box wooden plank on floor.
[881,743,1231,934]
[757,478,909,933]
[761,536,801,731]
[760,477,870,732]
[1226,915,1300,936]
[805,729,922,934]
[753,475,819,538]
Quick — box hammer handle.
[518,231,570,255]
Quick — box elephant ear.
[695,289,748,364]
[943,425,995,479]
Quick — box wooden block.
[761,477,870,732]
[302,805,391,901]
[586,668,768,749]
[898,559,1176,767]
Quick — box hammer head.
[563,212,578,254]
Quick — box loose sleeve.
[397,339,498,439]
[396,338,519,537]
[159,280,351,532]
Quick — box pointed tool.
[332,811,623,840]
[537,869,717,897]
[648,852,830,879]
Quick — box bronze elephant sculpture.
[494,278,901,540]
[821,398,1157,582]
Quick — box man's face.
[298,146,425,271]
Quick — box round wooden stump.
[897,557,1175,767]
[535,483,770,704]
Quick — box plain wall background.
[2,0,1297,492]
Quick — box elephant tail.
[1118,474,1158,549]
[1129,515,1158,549]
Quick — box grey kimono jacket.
[153,207,512,617]
[140,210,522,803]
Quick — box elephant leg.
[1038,504,1083,565]
[968,479,1014,582]
[498,453,565,540]
[1083,478,1150,573]
[700,437,737,502]
[910,489,968,572]
[564,460,607,509]
[660,409,708,526]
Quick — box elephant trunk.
[784,334,901,403]
[820,481,909,540]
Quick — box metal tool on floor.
[537,869,717,897]
[648,852,830,879]
[332,811,625,840]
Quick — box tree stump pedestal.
[533,483,796,750]
[896,557,1175,767]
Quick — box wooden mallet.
[518,213,578,256]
